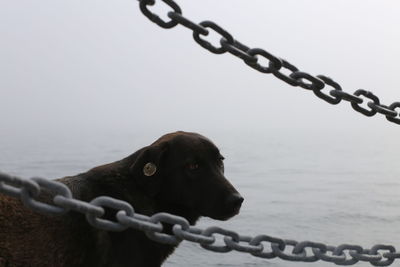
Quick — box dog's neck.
[79,157,202,226]
[155,199,201,226]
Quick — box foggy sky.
[1,0,400,137]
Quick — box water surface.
[1,129,399,267]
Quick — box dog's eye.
[186,163,199,170]
[217,157,224,172]
[218,161,224,171]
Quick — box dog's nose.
[226,193,244,210]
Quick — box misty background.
[1,0,399,137]
[1,0,400,266]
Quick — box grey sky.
[1,0,400,137]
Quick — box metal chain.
[136,0,400,125]
[1,172,400,266]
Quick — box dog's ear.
[129,142,168,197]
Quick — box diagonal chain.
[136,0,400,125]
[1,172,400,266]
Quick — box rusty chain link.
[1,172,400,266]
[136,0,400,125]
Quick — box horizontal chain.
[1,172,399,266]
[135,0,400,125]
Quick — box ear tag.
[143,162,157,177]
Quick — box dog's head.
[129,131,243,221]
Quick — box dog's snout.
[226,193,244,210]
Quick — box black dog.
[0,131,243,267]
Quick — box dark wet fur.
[0,131,243,267]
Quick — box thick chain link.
[135,0,400,125]
[1,172,399,266]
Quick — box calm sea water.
[1,129,400,267]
